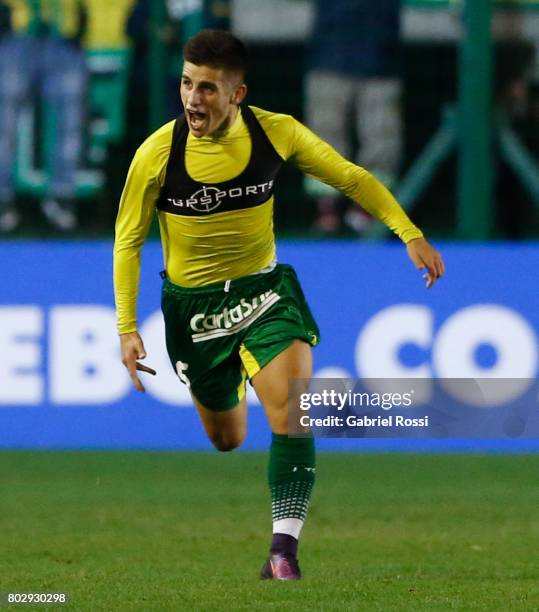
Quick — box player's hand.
[120,331,156,392]
[406,237,445,288]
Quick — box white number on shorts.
[175,361,191,388]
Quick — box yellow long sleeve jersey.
[114,105,423,334]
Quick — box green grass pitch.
[1,452,538,611]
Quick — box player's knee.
[210,431,245,452]
[213,439,241,452]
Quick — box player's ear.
[231,83,247,105]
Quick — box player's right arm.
[113,123,172,390]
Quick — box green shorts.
[161,263,320,411]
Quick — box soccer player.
[113,30,444,581]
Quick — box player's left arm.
[278,115,444,287]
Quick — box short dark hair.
[183,30,248,79]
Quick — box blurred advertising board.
[1,241,538,451]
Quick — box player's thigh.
[186,359,249,450]
[192,393,247,452]
[251,339,312,434]
[0,37,32,102]
[43,42,87,101]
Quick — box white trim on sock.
[273,518,304,539]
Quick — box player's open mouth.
[187,110,207,131]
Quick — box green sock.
[268,433,316,540]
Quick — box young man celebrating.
[114,30,444,581]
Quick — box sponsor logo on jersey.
[167,181,274,213]
[190,289,280,342]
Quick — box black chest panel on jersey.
[156,105,284,216]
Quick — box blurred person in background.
[305,0,402,234]
[490,11,539,238]
[0,0,88,232]
[126,0,230,123]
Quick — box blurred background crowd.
[0,0,538,239]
